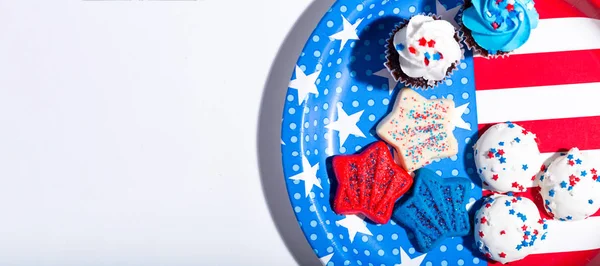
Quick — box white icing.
[475,195,548,264]
[376,88,458,172]
[474,122,542,193]
[393,15,461,81]
[540,148,600,221]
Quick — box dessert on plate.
[331,141,414,224]
[539,147,600,221]
[461,0,540,57]
[376,88,460,172]
[385,14,463,89]
[393,168,472,252]
[473,122,542,193]
[475,195,549,264]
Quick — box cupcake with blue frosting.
[461,0,539,57]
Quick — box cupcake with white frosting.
[385,15,463,89]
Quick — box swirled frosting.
[462,0,539,53]
[393,15,461,81]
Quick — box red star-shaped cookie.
[332,141,413,224]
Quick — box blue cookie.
[393,168,472,252]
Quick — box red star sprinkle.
[592,169,598,175]
[408,46,417,54]
[500,230,506,235]
[569,160,575,166]
[538,219,544,224]
[486,253,492,259]
[438,52,444,59]
[570,174,581,186]
[481,217,488,224]
[512,182,519,188]
[424,57,430,66]
[512,198,518,203]
[534,229,539,235]
[522,129,528,135]
[418,37,427,46]
[519,185,525,191]
[486,203,492,208]
[541,165,547,171]
[499,252,507,258]
[497,149,505,156]
[427,40,436,48]
[479,231,485,238]
[492,174,499,181]
[332,141,414,224]
[523,234,529,240]
[522,225,528,231]
[488,151,495,159]
[531,175,536,181]
[507,3,514,11]
[594,175,598,181]
[492,22,500,30]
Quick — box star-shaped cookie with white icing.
[376,88,458,172]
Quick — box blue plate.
[281,0,484,265]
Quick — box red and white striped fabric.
[474,0,600,264]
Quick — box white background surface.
[0,0,334,265]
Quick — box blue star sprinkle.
[576,159,583,164]
[424,52,431,59]
[507,122,515,128]
[509,209,516,215]
[505,200,511,206]
[521,240,529,247]
[499,142,505,146]
[590,199,595,204]
[543,224,548,230]
[582,170,588,177]
[549,189,555,197]
[567,216,573,220]
[567,154,574,160]
[560,181,567,188]
[542,233,548,240]
[395,43,405,51]
[499,157,507,164]
[507,192,514,196]
[432,53,441,60]
[516,245,523,251]
[514,137,521,143]
[522,164,529,171]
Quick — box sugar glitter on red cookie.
[331,141,413,224]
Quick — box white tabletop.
[0,0,333,265]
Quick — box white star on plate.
[319,253,334,265]
[336,215,372,243]
[289,66,320,105]
[436,0,461,28]
[329,15,363,52]
[289,156,322,197]
[452,103,471,130]
[394,247,427,266]
[374,68,398,95]
[326,105,366,147]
